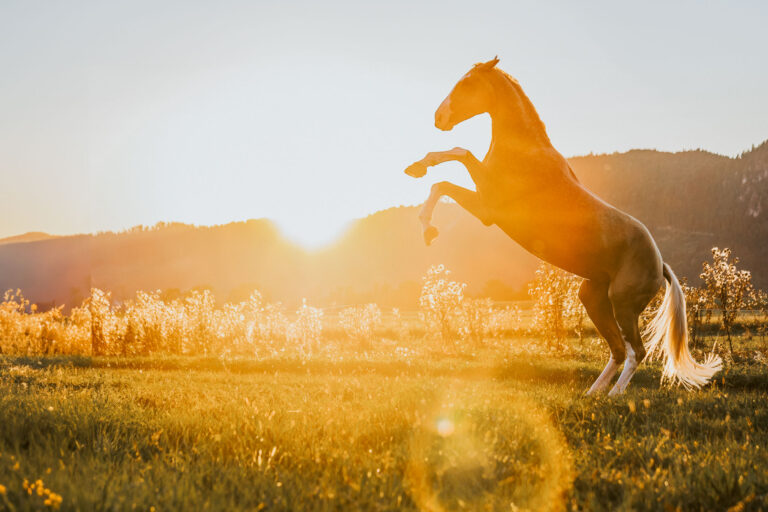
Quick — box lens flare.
[436,417,455,437]
[406,383,574,512]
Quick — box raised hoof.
[404,162,427,178]
[423,226,439,245]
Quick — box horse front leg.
[419,181,491,245]
[404,147,485,184]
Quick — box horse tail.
[642,263,722,389]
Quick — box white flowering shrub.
[184,290,217,355]
[124,290,179,355]
[701,247,754,356]
[419,265,466,342]
[751,289,768,342]
[680,280,711,349]
[456,298,494,346]
[340,304,382,345]
[85,288,114,356]
[287,299,323,355]
[391,308,411,341]
[0,249,763,361]
[485,304,523,339]
[528,263,585,347]
[256,303,289,343]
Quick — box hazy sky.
[1,1,766,246]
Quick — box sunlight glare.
[436,417,455,437]
[275,215,351,250]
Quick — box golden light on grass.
[405,384,574,512]
[435,417,455,437]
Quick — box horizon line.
[2,139,766,244]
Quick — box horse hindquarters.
[605,253,664,394]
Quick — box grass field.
[0,335,766,511]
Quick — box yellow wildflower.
[44,491,63,509]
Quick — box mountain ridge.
[1,141,766,309]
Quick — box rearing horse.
[405,57,721,395]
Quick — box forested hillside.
[1,141,766,309]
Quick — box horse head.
[434,56,499,131]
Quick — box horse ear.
[476,56,499,70]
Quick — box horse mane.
[495,69,551,145]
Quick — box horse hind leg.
[608,324,640,395]
[607,274,660,396]
[607,307,645,396]
[579,280,626,395]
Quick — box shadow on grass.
[0,355,94,369]
[1,354,765,390]
[0,354,607,387]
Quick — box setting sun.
[275,215,352,249]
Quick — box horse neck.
[487,73,552,154]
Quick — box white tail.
[643,263,722,389]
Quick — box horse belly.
[495,205,617,280]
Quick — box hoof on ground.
[404,162,427,178]
[423,226,439,245]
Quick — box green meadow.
[0,335,766,511]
